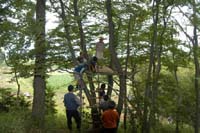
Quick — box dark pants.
[101,128,117,133]
[66,110,81,130]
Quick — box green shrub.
[45,86,57,115]
[0,88,31,112]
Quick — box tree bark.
[32,0,46,128]
[106,0,126,117]
[73,0,100,128]
[192,2,200,132]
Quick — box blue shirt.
[64,92,81,110]
[74,64,87,73]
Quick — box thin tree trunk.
[192,3,200,132]
[142,0,159,132]
[14,68,20,98]
[124,15,132,131]
[32,0,46,129]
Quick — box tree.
[173,1,200,132]
[32,0,46,128]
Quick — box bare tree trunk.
[32,0,46,129]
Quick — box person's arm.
[75,96,81,106]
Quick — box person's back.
[64,85,81,131]
[99,95,109,112]
[96,37,104,59]
[102,109,119,128]
[64,92,80,110]
[101,101,119,133]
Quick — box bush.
[45,86,57,114]
[0,88,30,112]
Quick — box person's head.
[99,37,104,42]
[80,51,86,57]
[93,56,98,62]
[68,85,74,92]
[101,83,106,89]
[108,100,116,109]
[103,95,109,101]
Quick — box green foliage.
[45,86,57,115]
[0,88,31,112]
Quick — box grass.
[0,65,195,133]
[0,109,30,133]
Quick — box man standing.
[64,85,81,131]
[96,37,105,59]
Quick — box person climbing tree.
[77,51,87,65]
[88,56,98,72]
[99,83,106,103]
[101,100,119,133]
[74,62,87,89]
[96,37,105,59]
[64,85,81,131]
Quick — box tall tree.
[142,0,160,132]
[32,0,46,128]
[174,1,200,132]
[106,0,126,117]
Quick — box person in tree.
[101,100,119,133]
[88,56,98,72]
[77,51,87,65]
[96,37,105,59]
[64,85,81,131]
[74,52,88,89]
[99,83,106,103]
[74,63,87,89]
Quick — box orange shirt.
[102,109,119,128]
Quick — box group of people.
[64,84,119,133]
[73,37,105,89]
[64,37,119,132]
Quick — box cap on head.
[68,85,74,91]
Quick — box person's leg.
[72,110,81,130]
[66,110,73,130]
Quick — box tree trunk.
[73,0,100,128]
[123,15,132,131]
[192,3,200,132]
[14,68,20,98]
[106,0,126,117]
[32,0,46,128]
[142,0,160,132]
